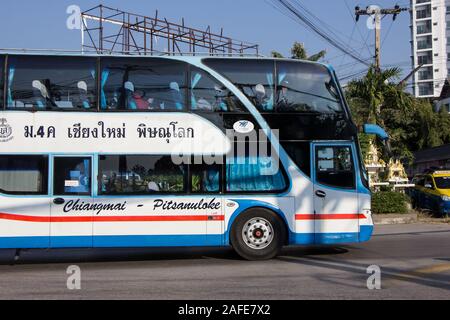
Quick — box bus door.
[311,143,359,244]
[50,155,94,248]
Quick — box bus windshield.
[203,58,343,113]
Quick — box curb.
[373,213,417,225]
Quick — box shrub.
[371,191,408,214]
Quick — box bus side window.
[202,59,275,112]
[98,155,187,195]
[6,55,97,110]
[315,146,355,189]
[191,163,221,193]
[281,142,311,177]
[0,155,49,195]
[190,68,245,112]
[100,58,187,111]
[53,157,92,196]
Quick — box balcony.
[416,7,432,19]
[417,41,432,50]
[418,56,432,65]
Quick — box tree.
[346,65,450,164]
[271,42,326,61]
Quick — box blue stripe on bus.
[0,227,374,249]
[290,225,374,245]
[0,234,224,249]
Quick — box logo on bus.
[0,119,13,142]
[233,120,255,134]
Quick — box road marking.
[408,263,450,275]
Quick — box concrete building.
[410,0,449,98]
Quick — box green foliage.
[346,65,450,164]
[271,51,284,58]
[371,191,408,214]
[286,42,326,61]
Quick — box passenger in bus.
[169,82,183,110]
[124,81,138,110]
[203,168,220,192]
[32,80,50,109]
[214,85,229,111]
[132,89,150,110]
[277,80,291,111]
[254,83,271,111]
[77,81,90,109]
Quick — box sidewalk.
[373,211,450,225]
[373,213,417,225]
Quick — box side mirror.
[363,124,389,141]
[424,184,433,189]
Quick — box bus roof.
[0,48,333,71]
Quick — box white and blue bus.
[0,52,388,260]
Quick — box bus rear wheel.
[230,208,285,261]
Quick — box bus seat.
[31,80,48,109]
[77,81,90,109]
[124,81,137,110]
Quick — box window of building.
[100,58,187,111]
[7,55,97,110]
[275,61,343,113]
[203,59,276,112]
[190,67,245,112]
[0,155,48,195]
[53,157,92,196]
[315,146,355,189]
[99,155,186,194]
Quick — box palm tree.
[271,42,326,61]
[346,65,415,161]
[345,65,408,125]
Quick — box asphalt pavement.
[0,223,449,300]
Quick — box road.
[0,223,449,300]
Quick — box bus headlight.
[442,195,450,201]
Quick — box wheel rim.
[241,217,274,250]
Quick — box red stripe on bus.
[295,214,366,220]
[0,213,225,223]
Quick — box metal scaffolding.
[81,4,259,56]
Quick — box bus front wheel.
[230,208,285,261]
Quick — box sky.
[0,0,412,81]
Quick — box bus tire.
[230,208,285,261]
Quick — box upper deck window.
[203,58,343,114]
[6,55,97,111]
[100,58,187,111]
[276,61,343,113]
[190,67,245,112]
[203,59,275,112]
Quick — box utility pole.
[355,5,408,72]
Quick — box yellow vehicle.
[411,170,450,216]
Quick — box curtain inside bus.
[226,156,286,192]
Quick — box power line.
[270,0,371,66]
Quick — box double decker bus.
[0,52,388,260]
